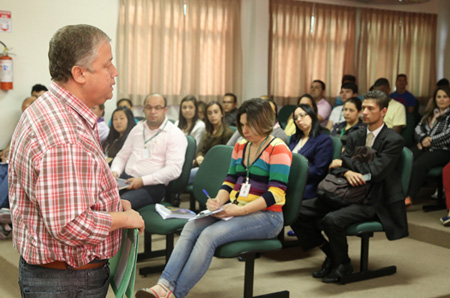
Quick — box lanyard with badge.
[142,121,167,158]
[239,135,269,199]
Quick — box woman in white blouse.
[175,95,206,151]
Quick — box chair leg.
[137,231,166,262]
[340,232,396,284]
[139,234,174,277]
[240,253,290,298]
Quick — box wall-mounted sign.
[0,11,11,33]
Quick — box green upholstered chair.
[422,166,445,212]
[401,112,415,147]
[278,105,296,129]
[137,135,195,275]
[341,146,413,284]
[330,136,342,159]
[187,145,234,212]
[137,144,233,276]
[214,153,309,298]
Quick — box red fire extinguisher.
[0,42,13,90]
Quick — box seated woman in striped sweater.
[136,98,293,298]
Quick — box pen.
[203,189,222,211]
[202,189,212,200]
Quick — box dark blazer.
[334,125,408,240]
[289,132,333,199]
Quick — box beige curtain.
[269,0,356,105]
[357,8,437,97]
[117,0,242,106]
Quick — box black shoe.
[312,257,332,278]
[322,261,353,283]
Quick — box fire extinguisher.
[0,41,13,90]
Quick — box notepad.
[116,178,131,190]
[155,203,196,220]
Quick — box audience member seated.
[227,97,288,146]
[372,78,406,134]
[288,104,333,200]
[390,74,417,114]
[426,78,449,111]
[189,101,234,184]
[326,82,358,131]
[102,106,136,165]
[136,98,292,298]
[222,93,239,127]
[333,74,363,107]
[111,93,187,210]
[174,95,206,151]
[31,83,48,98]
[90,104,109,143]
[440,162,450,226]
[330,97,365,148]
[284,94,318,136]
[109,98,140,125]
[197,100,207,121]
[194,101,233,167]
[290,90,406,283]
[310,80,332,127]
[404,86,450,207]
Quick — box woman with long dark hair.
[289,104,333,200]
[405,86,450,207]
[103,106,136,165]
[194,101,233,167]
[175,95,205,150]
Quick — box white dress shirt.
[111,118,187,186]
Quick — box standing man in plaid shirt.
[8,24,144,297]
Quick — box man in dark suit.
[291,90,407,283]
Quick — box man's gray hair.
[49,24,110,83]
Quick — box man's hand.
[329,159,343,170]
[121,199,132,211]
[126,177,143,190]
[344,170,366,186]
[417,142,423,150]
[112,171,119,179]
[123,209,145,233]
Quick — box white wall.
[0,0,119,148]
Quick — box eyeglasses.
[223,101,234,104]
[144,105,166,111]
[293,113,309,121]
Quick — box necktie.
[366,132,374,147]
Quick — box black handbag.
[317,146,376,208]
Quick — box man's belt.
[38,259,107,270]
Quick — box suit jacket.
[289,132,333,199]
[334,125,408,240]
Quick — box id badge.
[240,182,251,197]
[143,148,150,158]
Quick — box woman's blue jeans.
[159,210,284,298]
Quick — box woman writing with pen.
[136,98,293,298]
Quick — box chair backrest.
[278,105,296,129]
[193,145,234,206]
[229,125,237,132]
[283,153,309,226]
[166,135,196,201]
[330,136,342,160]
[397,146,413,196]
[401,113,415,148]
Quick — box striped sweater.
[220,138,292,212]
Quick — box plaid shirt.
[8,82,122,267]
